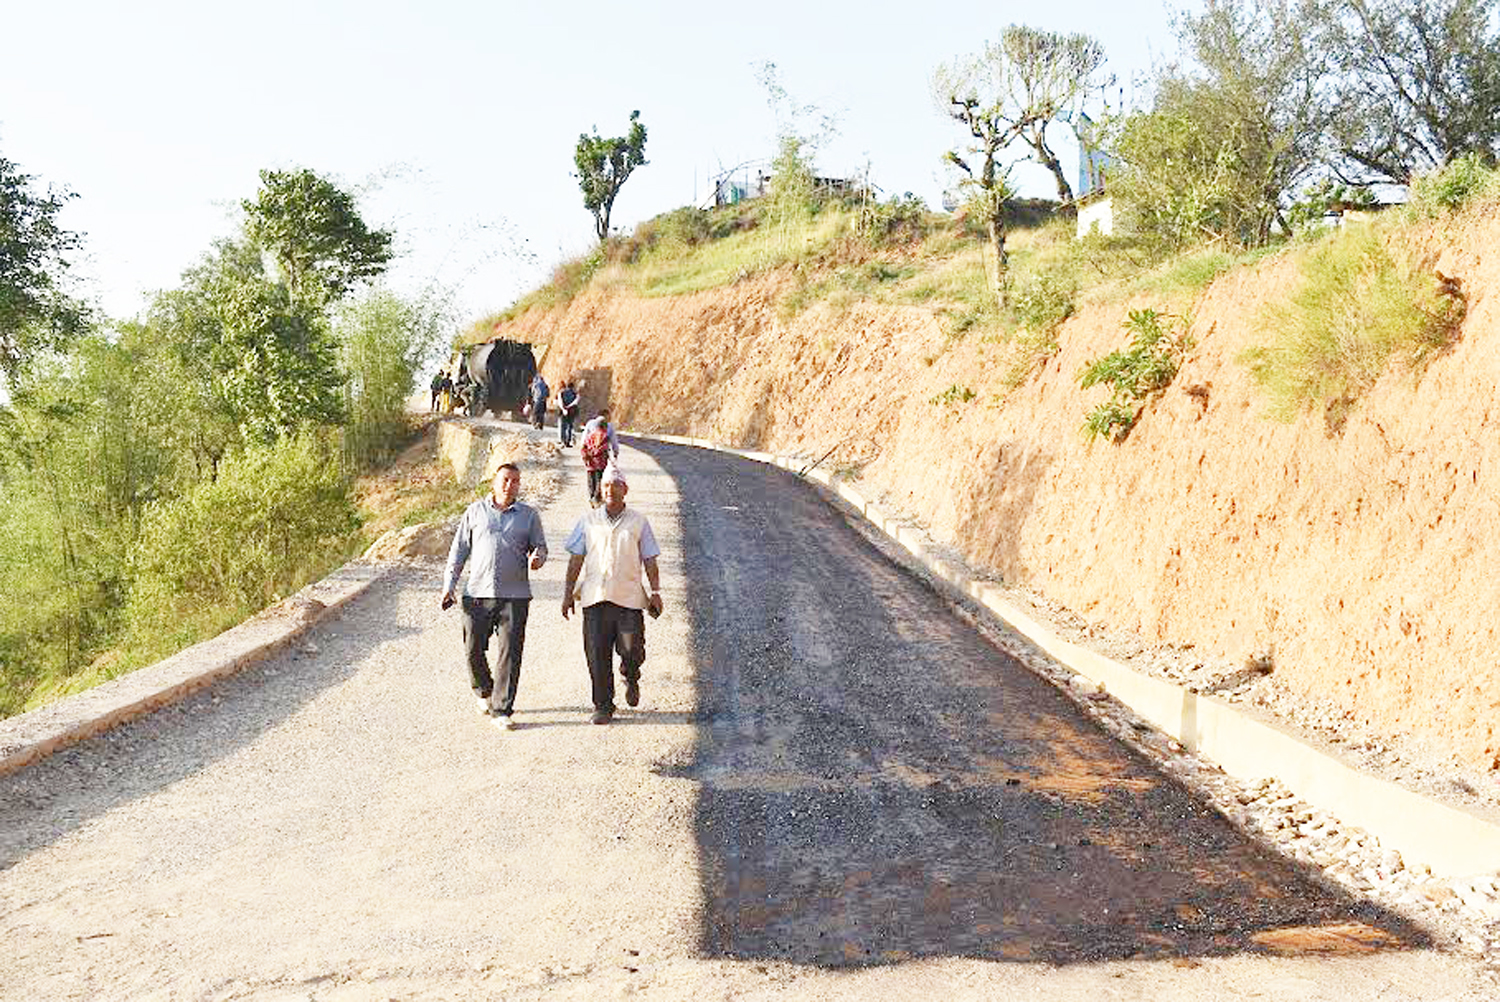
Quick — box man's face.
[494,468,521,506]
[603,479,628,509]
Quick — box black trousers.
[582,602,645,714]
[587,468,605,505]
[559,412,576,446]
[461,596,530,715]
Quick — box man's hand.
[561,594,575,620]
[441,591,456,611]
[530,554,545,571]
[647,593,663,619]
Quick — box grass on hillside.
[1244,220,1467,426]
[471,160,1498,423]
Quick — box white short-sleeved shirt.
[565,506,660,609]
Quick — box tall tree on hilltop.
[1104,0,1328,248]
[243,168,393,306]
[0,151,88,388]
[1320,0,1500,183]
[575,111,648,242]
[935,26,1112,307]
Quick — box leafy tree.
[1320,0,1500,183]
[574,111,648,242]
[146,239,344,445]
[1001,27,1112,208]
[1106,0,1328,248]
[0,152,87,386]
[935,27,1111,304]
[243,168,393,305]
[335,287,450,468]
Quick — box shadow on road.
[0,572,421,872]
[633,438,1428,969]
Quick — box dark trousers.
[582,602,645,714]
[559,413,576,447]
[531,399,546,429]
[462,596,530,715]
[587,468,605,505]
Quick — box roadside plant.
[1407,153,1500,217]
[1078,308,1193,441]
[930,384,977,407]
[129,434,359,618]
[1244,226,1465,424]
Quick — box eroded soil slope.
[501,212,1500,775]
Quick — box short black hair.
[495,462,520,476]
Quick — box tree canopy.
[574,111,649,242]
[243,168,394,305]
[935,26,1110,304]
[0,152,87,387]
[1322,0,1500,183]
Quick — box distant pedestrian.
[441,463,549,730]
[558,379,580,447]
[579,415,614,506]
[429,370,445,412]
[528,372,549,430]
[582,408,620,459]
[561,464,664,725]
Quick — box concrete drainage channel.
[638,430,1500,961]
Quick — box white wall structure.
[1076,197,1114,237]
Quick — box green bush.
[930,384,976,407]
[337,289,447,469]
[1078,308,1193,441]
[1011,273,1077,333]
[129,435,360,618]
[1408,153,1500,216]
[861,193,933,246]
[1244,226,1465,421]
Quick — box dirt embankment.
[497,213,1500,775]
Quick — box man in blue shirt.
[442,463,548,729]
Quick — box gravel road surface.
[0,429,1490,1000]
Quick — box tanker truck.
[455,339,538,418]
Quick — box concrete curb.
[0,561,385,779]
[631,430,1500,880]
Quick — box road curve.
[0,429,1488,1001]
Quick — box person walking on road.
[528,372,550,430]
[441,463,548,730]
[580,414,616,506]
[582,408,620,460]
[561,464,663,725]
[429,370,445,412]
[558,379,580,448]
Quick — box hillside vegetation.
[481,160,1500,775]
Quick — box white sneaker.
[493,713,518,731]
[476,696,491,715]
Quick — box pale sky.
[1,0,1187,331]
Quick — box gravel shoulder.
[0,427,1491,1000]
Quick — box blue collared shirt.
[444,498,548,599]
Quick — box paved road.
[0,430,1489,1000]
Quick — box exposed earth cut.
[499,211,1500,785]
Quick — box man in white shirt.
[561,464,663,725]
[442,463,548,729]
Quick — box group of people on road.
[430,368,478,415]
[441,449,662,729]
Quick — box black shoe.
[590,709,613,725]
[624,678,640,707]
